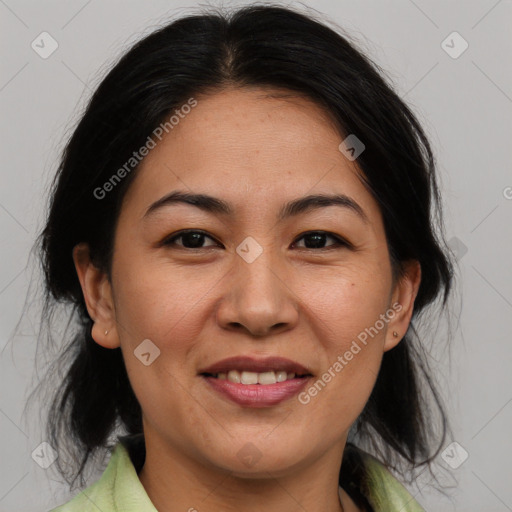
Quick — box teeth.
[276,371,288,382]
[227,370,240,383]
[216,370,300,385]
[240,371,259,384]
[258,371,276,385]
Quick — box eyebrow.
[143,190,368,223]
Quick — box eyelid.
[161,229,221,248]
[292,230,353,250]
[161,229,353,251]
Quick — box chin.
[202,441,310,478]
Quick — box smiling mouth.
[200,370,313,408]
[201,369,311,385]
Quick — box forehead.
[119,86,380,224]
[168,87,343,170]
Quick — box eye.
[292,231,350,250]
[162,229,220,249]
[161,229,351,251]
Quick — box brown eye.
[293,231,350,250]
[161,229,351,251]
[163,230,220,249]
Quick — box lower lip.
[201,375,311,408]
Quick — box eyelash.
[161,229,352,251]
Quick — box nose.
[216,247,299,337]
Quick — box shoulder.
[359,450,425,512]
[48,439,156,512]
[342,444,425,512]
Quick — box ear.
[384,260,421,352]
[72,242,120,349]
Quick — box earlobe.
[384,260,421,352]
[72,243,120,349]
[90,320,120,349]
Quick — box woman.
[39,4,453,511]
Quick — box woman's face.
[76,86,419,477]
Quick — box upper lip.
[198,356,313,376]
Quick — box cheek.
[111,258,214,425]
[112,252,215,338]
[301,263,391,344]
[297,267,391,414]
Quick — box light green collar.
[51,441,424,511]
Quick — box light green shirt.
[50,439,425,511]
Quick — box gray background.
[1,0,511,511]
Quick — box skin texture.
[73,86,421,512]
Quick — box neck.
[137,431,361,512]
